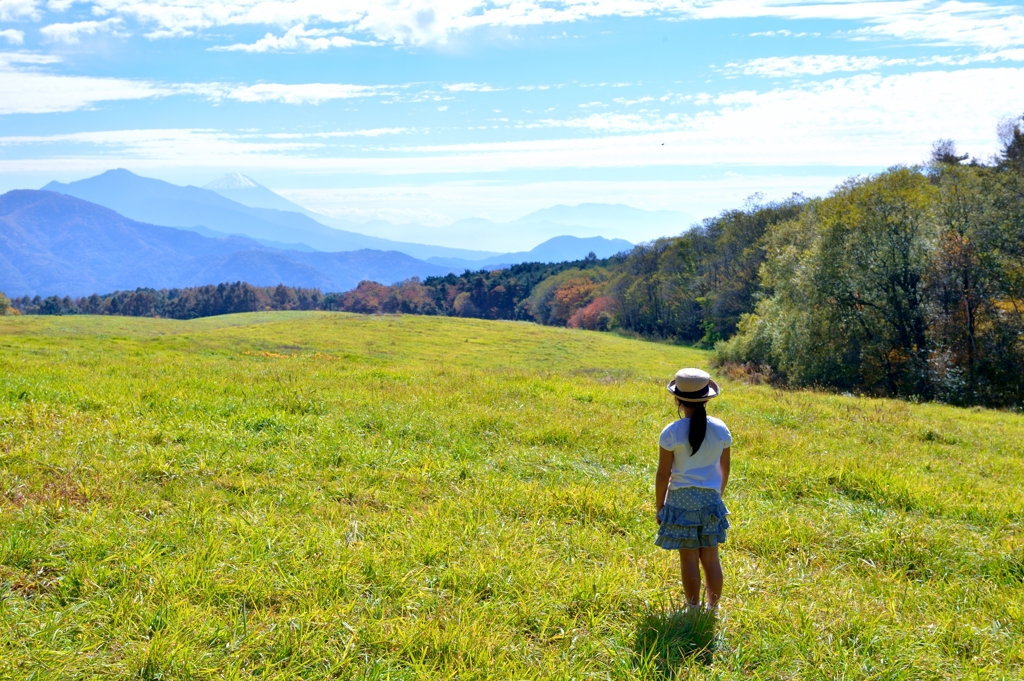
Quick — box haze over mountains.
[201,173,680,256]
[44,170,639,264]
[0,169,674,297]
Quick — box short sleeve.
[719,421,733,448]
[659,423,676,450]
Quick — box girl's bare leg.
[699,545,723,607]
[678,548,702,605]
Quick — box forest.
[7,117,1023,407]
[8,282,324,319]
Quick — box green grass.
[0,312,1021,679]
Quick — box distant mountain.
[497,234,634,264]
[201,173,656,255]
[426,235,634,270]
[203,173,511,258]
[0,190,453,297]
[186,224,319,252]
[515,203,690,234]
[203,173,318,215]
[43,170,500,262]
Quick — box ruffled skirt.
[655,486,730,550]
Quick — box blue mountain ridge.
[0,190,455,298]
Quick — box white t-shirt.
[659,416,732,491]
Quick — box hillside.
[0,190,452,297]
[0,313,1020,678]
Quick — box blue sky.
[2,0,1024,248]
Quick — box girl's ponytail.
[688,402,707,456]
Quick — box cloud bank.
[9,0,1024,50]
[3,66,1021,170]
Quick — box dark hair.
[677,399,707,456]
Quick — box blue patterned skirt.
[655,486,730,550]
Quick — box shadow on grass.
[632,601,719,677]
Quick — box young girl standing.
[655,368,732,610]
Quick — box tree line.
[321,255,616,325]
[8,282,324,319]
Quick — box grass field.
[1,312,1022,680]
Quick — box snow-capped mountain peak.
[203,173,260,190]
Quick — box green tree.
[607,197,804,342]
[720,168,937,397]
[998,114,1024,172]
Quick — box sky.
[2,0,1024,248]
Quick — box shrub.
[567,296,617,331]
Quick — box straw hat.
[667,367,720,403]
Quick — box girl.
[655,367,731,610]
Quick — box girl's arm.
[720,446,731,497]
[655,447,674,523]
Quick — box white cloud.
[444,82,507,92]
[0,51,534,112]
[212,24,374,52]
[614,96,654,105]
[3,67,1023,175]
[262,127,410,138]
[0,51,62,65]
[691,1,1024,48]
[0,29,25,44]
[728,50,1024,77]
[849,1,1024,47]
[538,112,680,132]
[728,55,911,77]
[0,129,321,159]
[0,57,397,111]
[748,29,818,37]
[40,18,124,44]
[0,0,39,21]
[26,0,1024,50]
[0,60,169,113]
[214,82,390,104]
[144,27,192,39]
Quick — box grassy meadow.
[0,312,1022,679]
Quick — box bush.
[567,296,617,331]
